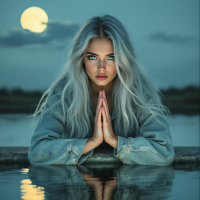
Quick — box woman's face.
[83,38,117,88]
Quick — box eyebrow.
[86,52,114,56]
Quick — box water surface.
[0,114,199,146]
[0,163,199,200]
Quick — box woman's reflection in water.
[28,164,174,200]
[81,169,118,200]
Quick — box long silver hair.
[29,14,170,139]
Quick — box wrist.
[90,137,102,146]
[106,135,118,149]
[82,137,100,155]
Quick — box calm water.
[0,163,199,200]
[0,114,199,200]
[0,113,199,146]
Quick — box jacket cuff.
[113,136,128,158]
[72,138,94,164]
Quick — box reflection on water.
[21,168,29,174]
[21,179,45,200]
[20,169,45,200]
[25,165,174,200]
[1,163,199,200]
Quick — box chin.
[96,82,108,86]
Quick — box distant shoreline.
[0,85,199,114]
[0,104,199,115]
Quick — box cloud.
[0,20,80,49]
[149,32,193,45]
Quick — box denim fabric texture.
[28,79,175,165]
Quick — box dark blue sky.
[0,0,199,91]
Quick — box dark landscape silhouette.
[0,85,199,114]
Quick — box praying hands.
[100,90,118,149]
[82,90,118,156]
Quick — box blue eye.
[87,55,115,60]
[108,56,115,60]
[88,56,96,60]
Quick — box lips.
[96,75,108,77]
[96,76,108,80]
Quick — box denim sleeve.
[28,90,94,165]
[113,96,175,165]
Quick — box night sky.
[0,0,199,91]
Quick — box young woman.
[28,14,175,165]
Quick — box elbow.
[28,146,41,165]
[124,147,175,166]
[28,143,48,165]
[157,154,175,165]
[28,143,78,165]
[163,148,175,165]
[160,141,176,165]
[150,138,175,165]
[151,147,175,166]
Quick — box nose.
[97,59,106,71]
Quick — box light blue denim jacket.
[28,79,175,165]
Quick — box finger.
[98,97,104,116]
[102,107,108,122]
[102,90,109,115]
[96,90,102,113]
[103,91,109,110]
[101,107,104,122]
[98,104,102,122]
[98,91,103,106]
[103,98,109,120]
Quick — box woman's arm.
[28,112,97,165]
[82,138,99,155]
[28,89,96,165]
[113,96,175,165]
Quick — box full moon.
[20,7,48,33]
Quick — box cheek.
[110,67,117,75]
[85,65,94,74]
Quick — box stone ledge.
[0,146,199,163]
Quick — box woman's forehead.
[87,38,114,53]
